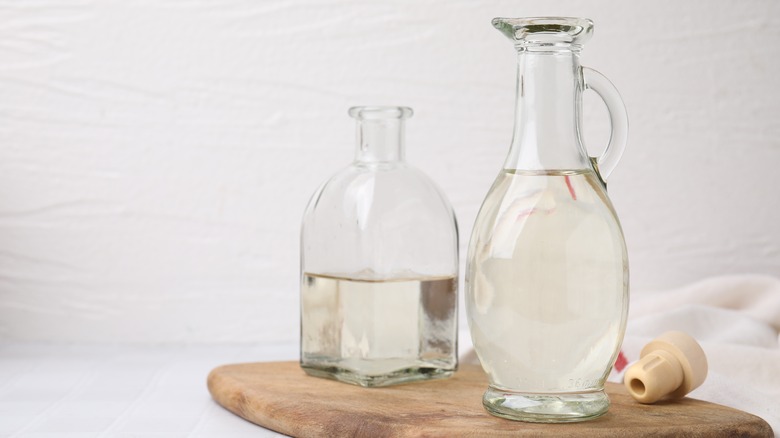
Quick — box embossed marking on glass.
[466,17,630,422]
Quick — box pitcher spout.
[492,17,593,50]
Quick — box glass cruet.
[300,106,459,387]
[465,17,630,422]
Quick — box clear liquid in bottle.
[301,272,457,387]
[466,169,628,421]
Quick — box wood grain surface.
[207,361,773,437]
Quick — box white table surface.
[0,343,298,437]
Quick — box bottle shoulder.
[316,162,450,203]
[302,162,456,226]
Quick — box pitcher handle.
[582,67,629,183]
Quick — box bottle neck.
[505,49,589,171]
[355,118,405,163]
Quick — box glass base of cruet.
[482,386,610,423]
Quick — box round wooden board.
[207,361,773,437]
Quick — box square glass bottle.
[300,106,459,387]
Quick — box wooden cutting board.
[207,361,773,437]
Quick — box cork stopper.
[624,331,708,404]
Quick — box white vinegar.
[301,272,457,386]
[467,169,628,395]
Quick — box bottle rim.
[492,17,594,47]
[348,106,413,120]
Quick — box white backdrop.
[1,0,778,343]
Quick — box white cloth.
[461,275,780,435]
[622,275,780,435]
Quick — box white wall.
[1,0,778,343]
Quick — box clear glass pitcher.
[300,106,459,387]
[466,17,630,422]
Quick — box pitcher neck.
[350,106,412,163]
[505,49,589,171]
